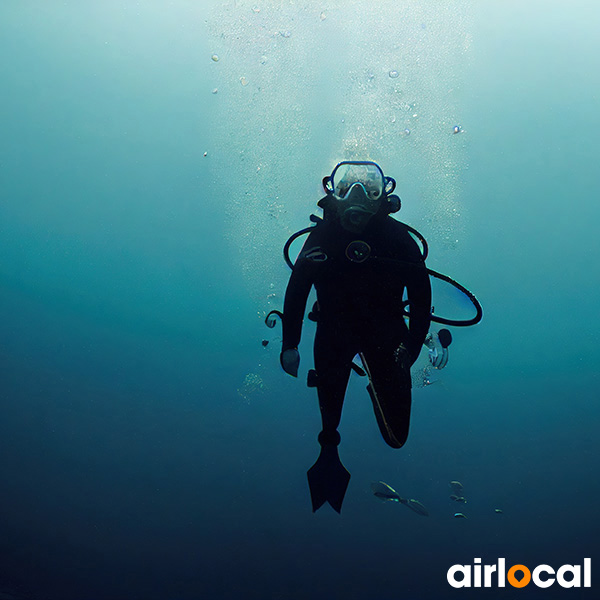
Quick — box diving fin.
[307,444,351,513]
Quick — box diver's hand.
[280,348,300,377]
[396,341,420,368]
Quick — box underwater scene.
[1,1,598,599]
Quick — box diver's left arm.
[405,261,432,364]
[387,219,432,363]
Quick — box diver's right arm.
[281,249,315,377]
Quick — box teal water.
[1,1,598,599]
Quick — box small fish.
[454,512,467,519]
[449,481,464,499]
[406,498,429,517]
[371,481,402,502]
[494,509,503,514]
[371,482,429,517]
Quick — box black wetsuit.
[282,213,431,449]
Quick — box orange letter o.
[507,565,531,588]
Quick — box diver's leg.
[313,322,355,437]
[361,333,413,449]
[307,323,355,512]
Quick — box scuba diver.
[281,161,431,513]
[267,161,482,513]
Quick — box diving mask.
[324,161,397,232]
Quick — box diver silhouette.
[280,161,432,513]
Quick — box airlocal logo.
[447,558,591,589]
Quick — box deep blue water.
[1,1,599,599]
